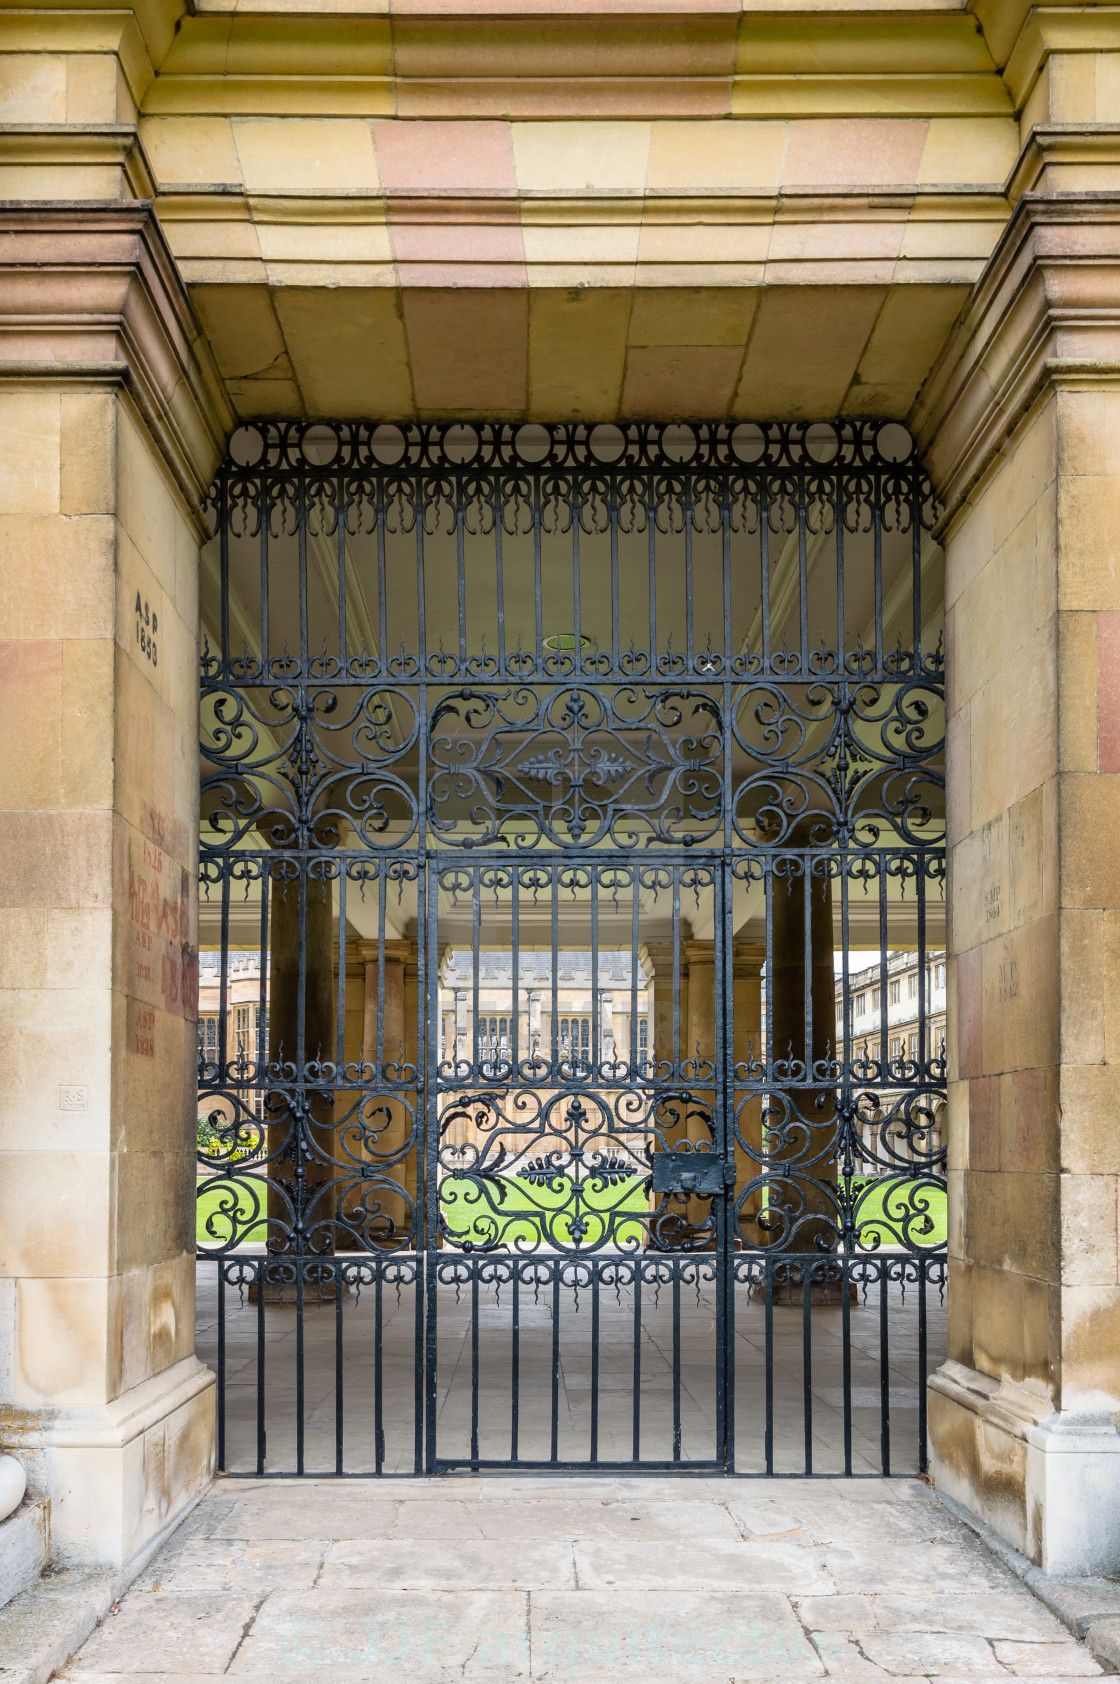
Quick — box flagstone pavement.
[52,1476,1106,1683]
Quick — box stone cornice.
[141,5,1007,118]
[1006,125,1120,204]
[912,190,1120,526]
[0,201,232,524]
[0,125,157,200]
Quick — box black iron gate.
[196,419,946,1477]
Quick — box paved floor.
[197,1264,945,1476]
[55,1476,1104,1682]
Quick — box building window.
[198,1015,218,1058]
[872,986,881,1011]
[889,1035,902,1059]
[638,1018,649,1053]
[889,979,901,1006]
[907,972,918,1000]
[909,1032,919,1059]
[855,991,866,1016]
[559,1017,590,1050]
[936,963,945,990]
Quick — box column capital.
[0,201,231,527]
[914,192,1120,527]
[638,940,683,977]
[733,938,766,977]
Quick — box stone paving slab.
[45,1477,1108,1683]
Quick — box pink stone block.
[373,120,516,195]
[1099,610,1120,773]
[403,288,528,412]
[781,119,928,189]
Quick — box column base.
[1,1356,215,1568]
[930,1359,1120,1576]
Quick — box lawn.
[195,1172,947,1249]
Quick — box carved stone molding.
[912,190,1120,525]
[0,200,232,525]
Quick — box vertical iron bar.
[216,1266,226,1473]
[590,1267,600,1463]
[842,1259,853,1477]
[672,1265,682,1461]
[798,480,809,672]
[258,475,269,670]
[647,473,657,667]
[551,863,559,1078]
[456,482,467,668]
[511,1262,520,1461]
[684,478,694,667]
[256,1260,266,1476]
[219,473,230,659]
[337,472,347,667]
[764,1264,774,1475]
[873,493,883,671]
[610,479,620,670]
[550,1261,561,1464]
[533,469,543,673]
[296,1264,305,1476]
[376,472,387,673]
[375,1266,385,1475]
[632,1262,642,1463]
[471,1266,480,1468]
[880,1263,892,1475]
[335,1265,344,1475]
[424,868,439,1474]
[918,1263,929,1475]
[591,864,600,1072]
[802,1265,813,1475]
[511,864,520,1072]
[495,477,507,675]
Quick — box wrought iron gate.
[196,419,946,1477]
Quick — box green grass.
[440,1171,649,1249]
[851,1176,946,1247]
[195,1172,947,1249]
[196,1178,269,1247]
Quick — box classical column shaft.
[768,857,838,1248]
[358,939,418,1248]
[266,868,337,1251]
[732,941,765,1242]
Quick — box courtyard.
[52,1476,1103,1681]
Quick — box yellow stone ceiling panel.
[732,283,886,413]
[272,286,415,412]
[526,287,632,416]
[180,266,972,423]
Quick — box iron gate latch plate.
[652,1150,727,1197]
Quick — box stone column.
[0,204,230,1565]
[266,867,337,1251]
[453,987,469,1066]
[641,940,689,1080]
[357,939,418,1248]
[768,848,838,1249]
[916,189,1120,1573]
[598,989,615,1066]
[732,940,766,1243]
